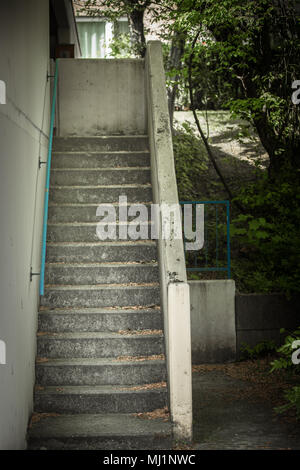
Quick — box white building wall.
[0,0,50,449]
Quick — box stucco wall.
[0,0,50,449]
[57,59,147,136]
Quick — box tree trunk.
[128,9,146,57]
[167,32,186,131]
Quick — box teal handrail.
[39,60,59,296]
[180,200,231,279]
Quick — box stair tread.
[51,167,151,171]
[45,262,157,266]
[46,240,156,245]
[50,184,151,188]
[39,307,160,314]
[52,150,150,154]
[38,332,163,339]
[28,413,171,439]
[35,384,166,394]
[36,357,165,366]
[44,283,159,289]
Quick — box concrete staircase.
[27,136,172,450]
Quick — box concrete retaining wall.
[57,59,147,136]
[189,280,236,364]
[236,293,300,358]
[189,283,299,363]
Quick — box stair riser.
[52,152,150,168]
[53,137,149,152]
[38,311,163,333]
[45,265,158,285]
[34,390,167,414]
[49,186,152,204]
[50,169,151,186]
[48,205,152,223]
[36,362,166,386]
[37,336,164,358]
[28,435,172,451]
[40,287,160,308]
[46,243,157,263]
[47,224,153,242]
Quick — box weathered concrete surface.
[48,204,153,223]
[36,358,166,386]
[49,185,152,204]
[57,60,147,136]
[189,280,236,364]
[53,136,149,152]
[193,370,300,450]
[52,151,150,168]
[37,332,164,358]
[34,385,167,414]
[46,241,157,263]
[50,168,151,186]
[236,293,300,357]
[0,0,50,449]
[38,308,163,333]
[44,262,159,285]
[27,413,172,450]
[40,284,160,308]
[146,41,192,441]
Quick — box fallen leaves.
[134,406,170,422]
[28,413,60,428]
[113,354,165,362]
[117,329,163,336]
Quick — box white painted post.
[168,283,193,440]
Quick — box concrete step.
[53,136,149,152]
[27,413,172,450]
[52,151,150,168]
[46,241,157,263]
[48,203,152,223]
[36,357,167,386]
[37,332,164,358]
[34,385,168,414]
[47,222,153,242]
[45,263,159,285]
[50,168,151,186]
[49,184,152,204]
[38,307,162,333]
[40,284,160,308]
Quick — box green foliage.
[270,327,300,418]
[239,340,277,361]
[167,0,300,174]
[270,327,300,374]
[109,33,134,58]
[172,121,208,200]
[230,173,300,296]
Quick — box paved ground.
[191,366,300,450]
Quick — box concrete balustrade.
[145,41,193,441]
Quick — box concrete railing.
[145,41,192,441]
